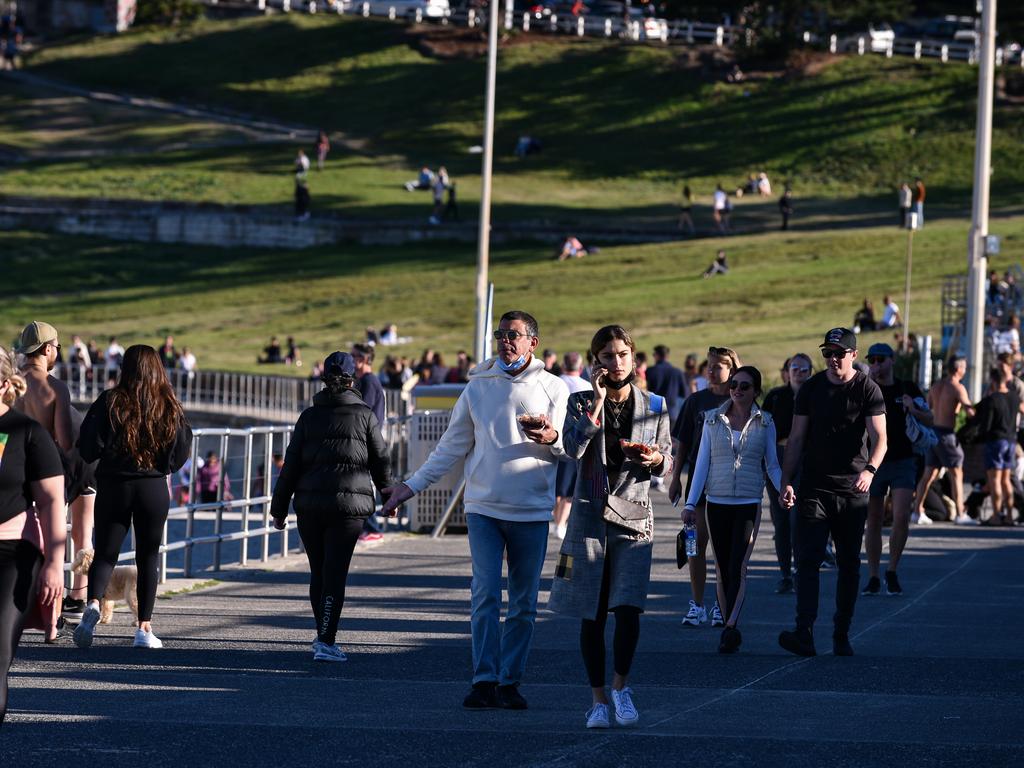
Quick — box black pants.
[794,491,868,634]
[766,445,794,577]
[296,511,363,646]
[0,539,42,725]
[89,476,169,622]
[579,556,641,688]
[706,501,759,626]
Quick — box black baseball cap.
[323,351,356,377]
[820,327,857,350]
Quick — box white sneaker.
[955,514,979,526]
[73,603,101,649]
[313,643,348,662]
[611,687,639,726]
[710,602,725,627]
[585,703,610,729]
[681,600,707,626]
[133,629,163,649]
[912,512,934,526]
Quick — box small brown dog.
[70,549,139,624]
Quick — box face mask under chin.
[605,370,636,390]
[498,353,529,372]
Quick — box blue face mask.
[498,353,529,372]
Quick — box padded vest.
[704,404,773,499]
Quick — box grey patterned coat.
[547,385,674,620]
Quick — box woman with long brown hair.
[74,345,192,649]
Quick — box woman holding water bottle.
[547,325,673,730]
[683,365,781,654]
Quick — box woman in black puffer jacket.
[271,351,391,662]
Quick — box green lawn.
[5,215,1022,382]
[4,15,1021,224]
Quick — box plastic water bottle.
[684,522,697,557]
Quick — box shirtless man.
[913,356,976,525]
[16,321,96,614]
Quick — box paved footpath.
[4,500,1023,767]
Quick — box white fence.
[824,32,1022,67]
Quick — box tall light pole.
[473,0,501,364]
[964,0,997,401]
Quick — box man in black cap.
[862,343,932,597]
[778,328,887,656]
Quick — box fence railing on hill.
[58,363,411,422]
[203,0,1024,65]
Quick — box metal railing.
[823,32,1022,67]
[57,363,412,421]
[63,414,417,582]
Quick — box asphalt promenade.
[4,499,1022,767]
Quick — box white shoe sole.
[586,719,610,729]
[314,651,348,662]
[73,609,100,649]
[615,714,639,727]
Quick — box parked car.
[837,23,895,53]
[366,0,450,18]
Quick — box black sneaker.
[833,633,854,656]
[778,627,817,657]
[884,571,902,596]
[62,597,85,616]
[496,684,528,710]
[861,576,881,596]
[775,577,794,594]
[718,626,742,654]
[463,682,499,710]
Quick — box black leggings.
[706,501,760,627]
[0,539,42,725]
[89,476,169,623]
[296,511,363,646]
[579,556,641,688]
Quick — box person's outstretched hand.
[381,483,414,517]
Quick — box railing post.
[362,1,369,16]
[715,25,723,46]
[857,36,865,55]
[685,21,693,44]
[549,12,557,31]
[258,0,265,10]
[308,0,316,13]
[504,0,513,30]
[604,17,611,37]
[577,14,584,36]
[522,11,528,31]
[829,34,836,53]
[241,431,254,566]
[388,5,395,19]
[282,0,290,12]
[468,8,475,27]
[886,40,893,58]
[336,0,343,13]
[414,6,421,21]
[914,40,922,59]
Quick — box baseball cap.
[323,351,356,377]
[18,321,59,354]
[867,342,895,358]
[820,327,857,350]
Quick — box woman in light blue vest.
[683,365,781,653]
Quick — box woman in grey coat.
[548,325,673,730]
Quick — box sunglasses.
[493,330,533,342]
[821,348,850,359]
[709,346,735,357]
[789,365,811,373]
[867,356,890,365]
[728,380,753,391]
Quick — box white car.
[839,23,895,53]
[365,0,450,18]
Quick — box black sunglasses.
[867,356,890,365]
[821,348,850,359]
[728,380,753,391]
[709,346,733,356]
[493,330,533,342]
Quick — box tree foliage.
[134,0,203,27]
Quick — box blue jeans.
[466,513,549,686]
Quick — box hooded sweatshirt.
[405,356,569,522]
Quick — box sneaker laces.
[613,687,637,719]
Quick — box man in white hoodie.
[382,310,569,710]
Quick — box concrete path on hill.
[4,498,1022,767]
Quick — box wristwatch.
[865,464,878,474]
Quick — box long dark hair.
[589,325,635,361]
[108,345,184,469]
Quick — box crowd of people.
[3,309,1021,732]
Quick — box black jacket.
[271,388,391,520]
[78,389,193,478]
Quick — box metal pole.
[965,0,997,401]
[473,0,500,365]
[904,227,914,353]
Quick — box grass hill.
[3,14,1021,224]
[4,215,1022,380]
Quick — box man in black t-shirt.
[977,366,1021,526]
[669,346,739,628]
[862,343,932,597]
[779,328,887,657]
